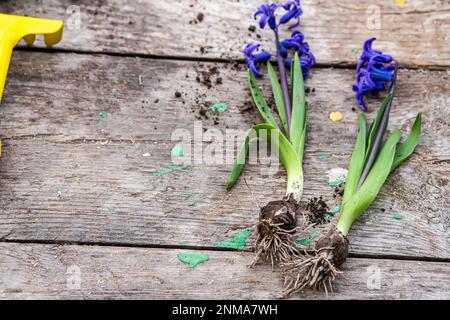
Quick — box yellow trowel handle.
[0,14,64,102]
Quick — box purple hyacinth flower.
[352,70,387,111]
[353,38,397,111]
[280,0,303,29]
[357,38,394,73]
[254,3,281,30]
[244,43,272,78]
[280,30,315,79]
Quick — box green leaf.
[225,123,303,202]
[336,129,401,236]
[225,123,273,191]
[391,113,422,172]
[342,113,367,205]
[365,93,392,161]
[290,52,307,157]
[297,121,307,164]
[248,71,279,128]
[267,62,288,134]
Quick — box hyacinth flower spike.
[0,14,64,157]
[281,39,422,296]
[226,1,315,268]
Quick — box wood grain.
[0,51,448,259]
[1,0,448,67]
[1,243,449,299]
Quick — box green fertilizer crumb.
[327,177,346,187]
[318,154,331,159]
[186,192,200,206]
[393,213,402,220]
[297,239,312,246]
[153,164,192,177]
[179,241,188,246]
[98,111,108,121]
[310,230,321,239]
[297,230,321,246]
[178,252,209,268]
[330,205,341,214]
[210,102,229,113]
[352,48,361,54]
[105,204,116,213]
[171,144,185,157]
[323,205,341,221]
[216,229,251,250]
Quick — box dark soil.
[194,64,222,89]
[189,12,204,25]
[306,196,329,224]
[333,185,344,199]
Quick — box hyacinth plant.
[226,0,315,267]
[281,38,422,296]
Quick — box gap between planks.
[1,238,450,264]
[13,46,449,72]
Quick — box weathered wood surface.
[0,51,448,260]
[1,0,449,67]
[0,243,449,299]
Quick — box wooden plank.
[0,243,449,299]
[0,51,448,259]
[1,0,449,67]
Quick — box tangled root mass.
[250,194,299,268]
[281,227,349,296]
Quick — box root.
[249,220,298,269]
[280,227,349,296]
[281,248,342,296]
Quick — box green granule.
[178,252,209,268]
[393,213,402,220]
[210,102,229,113]
[171,144,185,157]
[216,229,251,250]
[318,154,331,159]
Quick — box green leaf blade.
[391,113,422,172]
[342,113,367,205]
[248,71,279,128]
[225,123,274,191]
[337,129,401,236]
[290,53,307,157]
[267,62,288,134]
[225,123,304,202]
[365,93,392,161]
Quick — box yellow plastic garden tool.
[0,14,63,157]
[0,14,64,103]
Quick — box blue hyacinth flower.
[353,38,397,111]
[244,43,272,78]
[280,31,315,79]
[357,38,394,73]
[280,0,303,29]
[254,3,281,30]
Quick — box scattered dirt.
[238,101,253,113]
[194,64,222,89]
[306,196,329,224]
[189,12,205,25]
[248,25,256,32]
[174,91,182,98]
[332,185,344,199]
